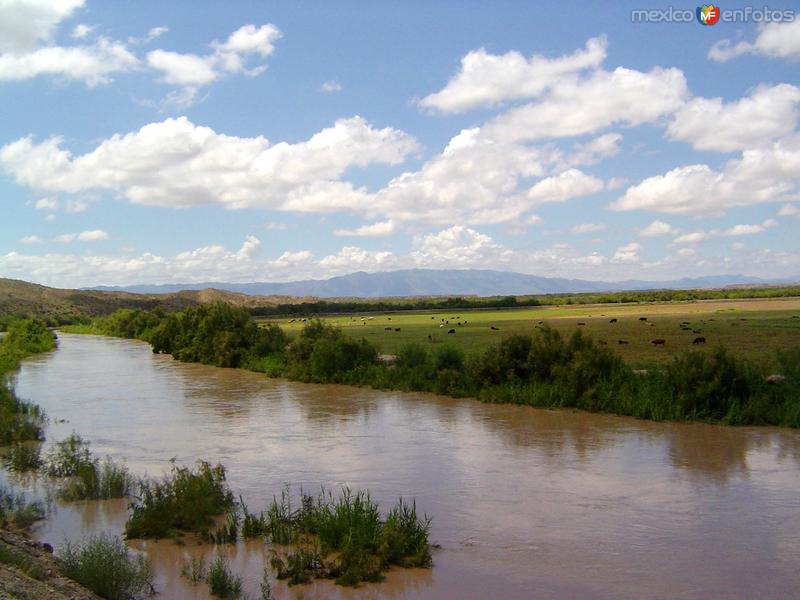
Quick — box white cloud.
[0,0,84,53]
[778,203,799,216]
[668,84,800,152]
[34,197,58,210]
[709,19,800,62]
[77,229,109,241]
[55,233,76,243]
[70,23,95,40]
[419,36,607,113]
[264,221,288,230]
[0,37,139,86]
[527,169,603,204]
[612,241,641,263]
[639,219,679,238]
[673,219,776,244]
[482,66,688,142]
[612,133,800,215]
[565,133,622,167]
[571,223,606,234]
[334,220,396,237]
[146,24,281,103]
[606,177,629,190]
[0,116,419,213]
[20,235,42,244]
[321,80,342,93]
[410,225,516,268]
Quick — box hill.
[0,278,306,324]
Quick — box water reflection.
[6,333,800,599]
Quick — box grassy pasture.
[258,297,800,367]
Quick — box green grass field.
[258,297,800,367]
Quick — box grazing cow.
[448,329,456,334]
[538,321,544,325]
[457,322,462,326]
[384,327,392,331]
[431,316,435,320]
[490,326,499,331]
[388,317,391,321]
[793,316,800,319]
[439,324,444,328]
[692,337,706,344]
[577,322,586,326]
[427,335,432,341]
[766,374,787,384]
[618,339,629,345]
[395,328,401,332]
[639,317,647,321]
[651,339,666,346]
[609,318,617,323]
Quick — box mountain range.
[89,269,799,298]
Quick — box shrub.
[59,533,154,600]
[125,460,234,539]
[207,553,242,599]
[3,443,43,472]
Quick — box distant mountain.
[89,269,795,298]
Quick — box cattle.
[577,322,586,326]
[793,316,800,319]
[692,337,706,344]
[384,327,393,331]
[609,318,617,323]
[427,335,432,341]
[394,328,401,332]
[766,374,787,384]
[651,339,666,346]
[457,322,462,326]
[538,321,544,325]
[618,339,629,345]
[490,326,499,331]
[387,317,391,321]
[448,329,456,334]
[439,324,444,328]
[639,317,648,321]
[431,316,435,320]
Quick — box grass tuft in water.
[0,486,46,530]
[44,433,93,477]
[207,553,242,599]
[180,555,206,585]
[59,533,154,600]
[125,459,234,539]
[2,443,43,472]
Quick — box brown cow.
[692,337,706,344]
[651,339,666,346]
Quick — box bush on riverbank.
[0,318,53,445]
[76,306,800,427]
[125,460,234,539]
[59,533,154,600]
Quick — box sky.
[1,0,799,288]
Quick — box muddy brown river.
[4,334,800,598]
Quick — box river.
[5,333,800,598]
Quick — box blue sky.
[1,0,799,287]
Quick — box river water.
[5,334,800,599]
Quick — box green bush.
[2,443,43,472]
[207,553,242,599]
[59,533,154,600]
[125,460,234,539]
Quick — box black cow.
[692,337,706,345]
[448,329,456,334]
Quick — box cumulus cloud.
[673,219,777,244]
[0,116,419,213]
[20,235,42,244]
[639,220,679,238]
[419,36,607,113]
[146,24,281,105]
[481,66,688,142]
[668,84,800,152]
[778,203,799,216]
[612,133,800,215]
[709,19,800,62]
[612,241,641,263]
[69,23,95,40]
[571,223,606,234]
[0,0,84,53]
[527,169,603,204]
[77,229,109,241]
[334,220,396,237]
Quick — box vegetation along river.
[5,333,800,599]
